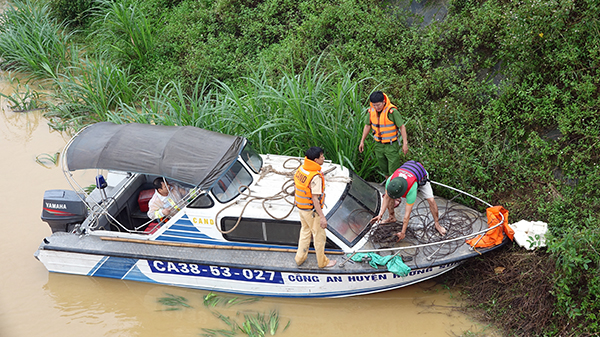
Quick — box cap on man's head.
[387,177,408,198]
[369,91,385,103]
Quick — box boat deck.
[40,180,502,275]
[42,232,368,273]
[42,188,500,275]
[360,183,499,265]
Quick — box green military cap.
[387,177,408,198]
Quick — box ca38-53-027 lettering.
[148,260,285,284]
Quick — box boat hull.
[35,249,461,298]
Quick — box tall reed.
[107,58,378,177]
[107,77,216,127]
[0,0,76,79]
[0,0,378,177]
[211,57,376,177]
[91,0,155,64]
[47,56,139,130]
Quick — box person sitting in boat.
[294,147,336,268]
[147,177,187,220]
[370,160,447,241]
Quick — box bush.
[549,227,600,334]
[48,0,96,27]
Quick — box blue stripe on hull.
[88,256,109,275]
[123,265,160,284]
[168,224,204,231]
[156,216,211,241]
[160,230,211,239]
[90,257,137,278]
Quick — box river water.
[0,72,498,336]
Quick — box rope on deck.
[367,197,483,260]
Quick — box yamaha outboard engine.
[41,189,87,233]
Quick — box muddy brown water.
[0,71,499,336]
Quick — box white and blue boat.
[35,122,506,298]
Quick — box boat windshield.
[327,171,380,247]
[211,161,253,203]
[241,143,262,174]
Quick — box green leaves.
[0,0,76,79]
[548,227,600,332]
[235,310,287,337]
[155,292,289,336]
[91,0,156,65]
[157,293,192,310]
[198,293,288,337]
[35,152,61,168]
[203,292,262,308]
[0,77,45,112]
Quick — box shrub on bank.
[549,227,600,334]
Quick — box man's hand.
[359,124,371,154]
[370,215,382,224]
[400,124,408,155]
[395,231,406,241]
[320,217,328,229]
[162,207,172,216]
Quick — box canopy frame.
[63,122,246,189]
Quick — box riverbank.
[445,245,560,336]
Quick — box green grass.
[35,152,60,168]
[202,292,262,308]
[0,0,76,79]
[107,56,379,178]
[156,293,192,311]
[90,0,155,65]
[0,75,46,112]
[202,309,289,337]
[46,56,139,130]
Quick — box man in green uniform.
[358,91,408,178]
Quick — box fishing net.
[367,197,483,260]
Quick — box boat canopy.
[65,122,245,188]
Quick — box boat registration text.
[148,260,284,284]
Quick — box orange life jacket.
[294,158,325,210]
[368,93,398,143]
[466,206,513,248]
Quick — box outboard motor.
[41,189,87,233]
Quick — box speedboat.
[35,122,507,298]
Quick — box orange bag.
[466,206,512,248]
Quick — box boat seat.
[137,189,154,212]
[101,174,150,230]
[123,183,154,223]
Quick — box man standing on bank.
[359,91,409,178]
[371,160,447,241]
[294,147,336,268]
